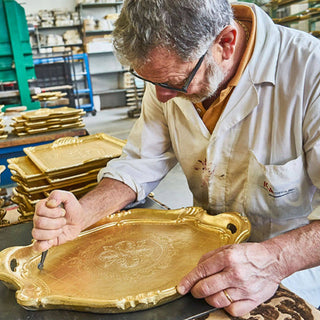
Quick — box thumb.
[33,239,55,252]
[46,197,59,209]
[45,190,72,209]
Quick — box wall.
[19,0,77,14]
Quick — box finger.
[34,191,67,214]
[190,268,239,298]
[224,299,259,317]
[198,245,232,264]
[47,190,74,208]
[35,202,66,219]
[32,227,63,241]
[33,239,56,252]
[46,198,59,209]
[177,255,226,295]
[204,290,234,309]
[33,215,66,230]
[205,287,249,307]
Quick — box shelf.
[37,25,81,31]
[268,0,305,8]
[80,103,94,109]
[87,50,114,54]
[74,88,91,94]
[273,6,320,24]
[34,43,83,49]
[269,0,320,8]
[94,88,126,95]
[77,2,123,9]
[0,90,19,98]
[84,29,113,35]
[91,69,124,75]
[41,85,73,91]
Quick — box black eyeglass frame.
[129,50,207,93]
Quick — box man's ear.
[214,26,237,60]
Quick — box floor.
[83,107,193,209]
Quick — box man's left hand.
[177,242,285,317]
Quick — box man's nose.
[155,86,178,103]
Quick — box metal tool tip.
[38,250,48,270]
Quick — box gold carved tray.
[20,107,85,121]
[26,122,85,135]
[8,156,101,186]
[0,207,250,313]
[0,165,5,175]
[24,133,125,175]
[8,156,45,182]
[11,169,99,192]
[25,115,82,128]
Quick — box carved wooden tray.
[8,156,101,187]
[25,122,85,135]
[8,156,45,182]
[0,208,250,313]
[24,133,125,176]
[20,107,85,121]
[11,173,99,194]
[25,116,82,128]
[0,165,5,175]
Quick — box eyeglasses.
[129,51,207,93]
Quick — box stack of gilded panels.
[32,91,68,101]
[8,133,125,218]
[10,107,86,136]
[0,111,8,140]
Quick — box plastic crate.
[34,62,72,87]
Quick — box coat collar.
[242,3,280,86]
[212,4,281,136]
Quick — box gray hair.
[113,0,234,68]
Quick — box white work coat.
[99,4,320,306]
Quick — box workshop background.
[0,0,319,224]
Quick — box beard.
[177,56,226,103]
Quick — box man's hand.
[32,190,85,252]
[177,242,285,317]
[32,178,137,253]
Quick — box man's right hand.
[32,190,86,252]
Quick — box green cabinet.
[0,0,39,110]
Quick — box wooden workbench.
[0,127,88,149]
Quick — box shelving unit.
[124,72,145,118]
[32,53,95,114]
[31,24,83,54]
[267,0,320,36]
[76,1,126,108]
[72,53,95,114]
[27,8,82,54]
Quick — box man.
[32,0,320,316]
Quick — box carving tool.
[38,250,48,270]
